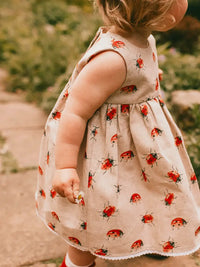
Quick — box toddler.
[35,0,200,266]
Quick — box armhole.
[87,49,128,89]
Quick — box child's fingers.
[73,179,80,199]
[64,187,76,203]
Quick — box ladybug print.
[94,248,108,256]
[50,189,57,198]
[114,184,122,194]
[48,222,55,231]
[90,126,99,140]
[101,157,115,171]
[39,189,46,199]
[162,240,175,252]
[38,166,43,175]
[88,171,95,188]
[158,94,165,107]
[136,57,144,69]
[68,237,81,246]
[106,229,124,239]
[195,226,200,236]
[141,169,149,182]
[120,85,137,94]
[159,71,163,81]
[155,78,159,91]
[151,128,163,139]
[35,30,200,257]
[146,152,160,167]
[152,52,156,62]
[80,221,87,230]
[51,211,60,221]
[130,193,141,204]
[167,169,182,184]
[47,151,50,165]
[175,136,182,147]
[110,134,118,145]
[120,150,134,161]
[121,104,130,114]
[111,39,125,49]
[52,111,61,120]
[142,214,154,224]
[106,107,117,121]
[102,205,116,218]
[79,196,85,206]
[140,104,148,117]
[171,217,187,228]
[164,192,175,206]
[190,173,197,184]
[63,88,69,98]
[131,239,144,250]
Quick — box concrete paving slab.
[0,102,47,130]
[0,102,47,169]
[0,171,67,267]
[2,127,44,169]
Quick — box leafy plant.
[0,0,101,105]
[157,16,200,54]
[158,43,200,92]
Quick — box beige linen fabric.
[35,27,200,260]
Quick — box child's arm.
[52,51,126,203]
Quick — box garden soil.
[0,69,200,266]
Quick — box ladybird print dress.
[35,27,200,260]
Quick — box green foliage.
[187,0,200,20]
[158,43,200,92]
[183,105,200,182]
[157,16,200,54]
[32,0,70,26]
[0,0,101,105]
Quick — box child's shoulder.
[75,27,128,80]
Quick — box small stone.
[171,90,200,109]
[171,90,200,130]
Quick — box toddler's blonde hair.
[95,0,176,32]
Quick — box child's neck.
[109,25,151,49]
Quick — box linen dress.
[35,27,200,260]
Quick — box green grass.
[41,257,63,267]
[1,151,19,174]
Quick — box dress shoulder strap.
[76,27,128,77]
[75,28,157,89]
[52,28,158,113]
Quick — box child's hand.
[52,168,80,204]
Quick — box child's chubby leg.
[63,245,96,267]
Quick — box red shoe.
[60,256,67,267]
[59,256,96,267]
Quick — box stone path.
[0,77,200,266]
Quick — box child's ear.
[166,14,177,28]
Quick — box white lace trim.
[36,211,200,261]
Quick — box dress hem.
[36,209,200,261]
